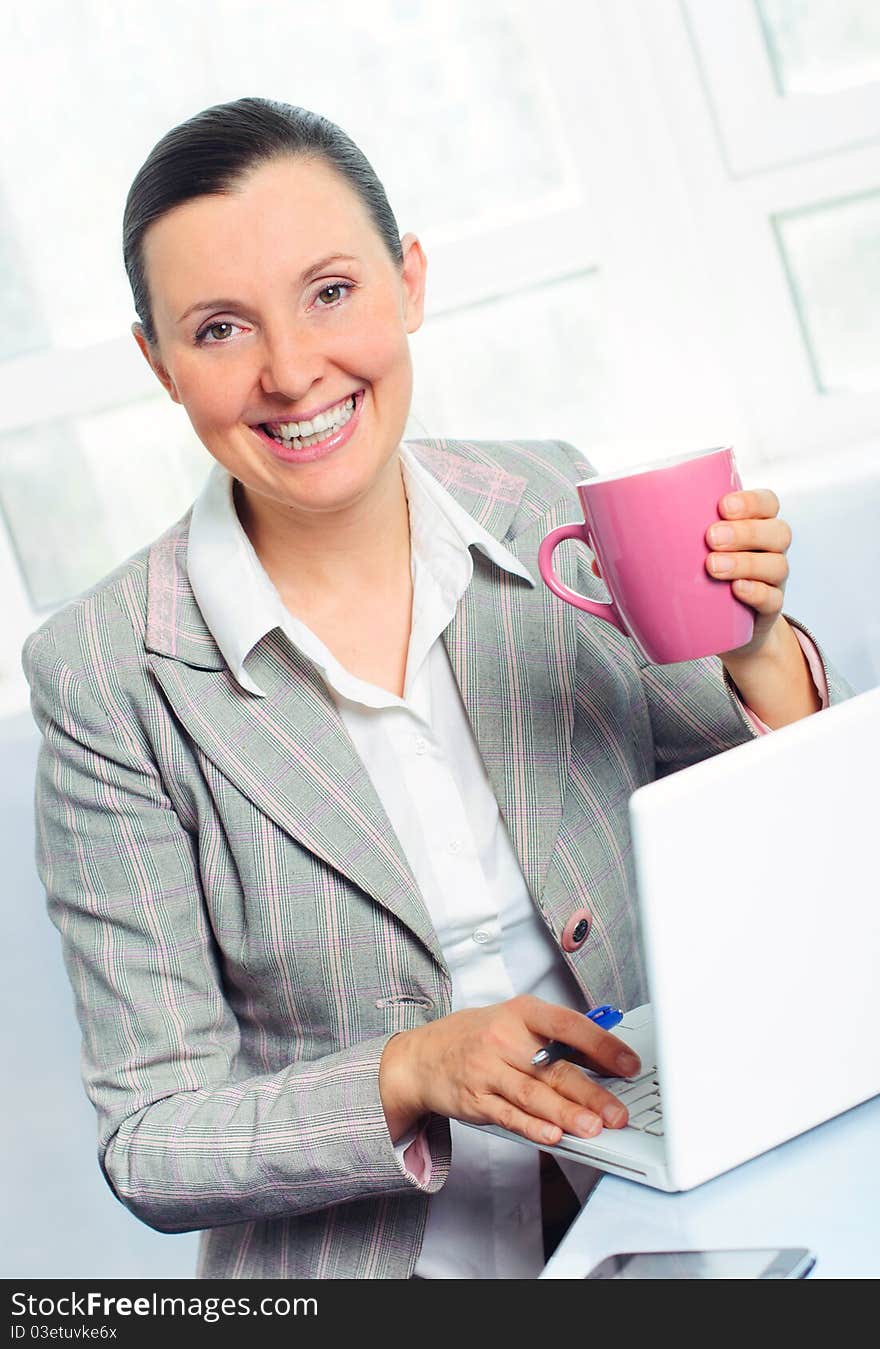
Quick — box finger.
[706,518,792,553]
[730,578,785,613]
[719,489,780,520]
[536,1059,631,1128]
[498,1064,612,1137]
[706,551,790,585]
[509,1059,627,1130]
[520,997,640,1077]
[478,1092,569,1147]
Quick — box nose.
[258,322,327,402]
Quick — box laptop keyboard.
[600,1065,664,1136]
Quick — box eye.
[315,282,354,307]
[194,320,245,346]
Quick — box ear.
[399,232,427,335]
[131,322,181,404]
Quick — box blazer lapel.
[411,441,580,908]
[143,440,578,959]
[441,504,580,909]
[144,514,446,966]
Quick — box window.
[2,0,878,711]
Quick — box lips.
[249,388,365,464]
[255,389,363,440]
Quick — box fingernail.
[709,524,733,545]
[601,1102,627,1128]
[710,554,734,573]
[724,496,743,515]
[617,1052,640,1075]
[576,1112,602,1137]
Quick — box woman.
[21,97,850,1280]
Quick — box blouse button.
[561,907,593,953]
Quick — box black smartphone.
[584,1248,816,1279]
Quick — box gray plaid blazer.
[21,437,852,1278]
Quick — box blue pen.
[530,1004,624,1067]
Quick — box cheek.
[344,298,411,384]
[175,357,248,431]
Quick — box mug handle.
[537,523,629,636]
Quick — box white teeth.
[267,394,355,442]
[263,394,356,449]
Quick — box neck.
[235,451,412,609]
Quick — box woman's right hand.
[378,994,642,1147]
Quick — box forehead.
[143,156,381,307]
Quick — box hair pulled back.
[123,96,404,345]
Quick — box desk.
[541,1094,880,1279]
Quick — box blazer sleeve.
[21,624,449,1236]
[550,439,857,776]
[629,614,856,778]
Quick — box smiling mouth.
[257,392,359,449]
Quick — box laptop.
[470,682,880,1192]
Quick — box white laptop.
[472,682,880,1192]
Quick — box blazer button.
[561,907,593,952]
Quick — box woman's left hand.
[703,489,791,660]
[590,487,793,662]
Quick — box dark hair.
[123,96,404,346]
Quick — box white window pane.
[0,395,207,610]
[410,271,610,446]
[756,0,880,94]
[774,190,880,393]
[0,422,112,610]
[0,187,47,362]
[0,0,573,356]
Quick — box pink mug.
[538,445,755,664]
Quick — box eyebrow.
[175,253,361,324]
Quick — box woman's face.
[134,155,426,526]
